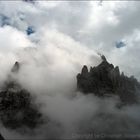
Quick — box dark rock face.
[0,62,43,130]
[77,56,140,104]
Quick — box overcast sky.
[0,1,140,79]
[1,1,140,139]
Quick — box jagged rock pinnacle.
[101,55,107,62]
[98,53,107,62]
[11,61,20,73]
[81,65,88,74]
[77,57,140,104]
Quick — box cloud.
[15,28,101,96]
[0,25,33,85]
[108,29,140,78]
[0,1,140,140]
[0,26,33,51]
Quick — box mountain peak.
[77,58,140,104]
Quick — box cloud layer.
[0,1,140,139]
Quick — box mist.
[0,27,139,140]
[0,1,140,140]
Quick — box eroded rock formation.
[77,55,140,104]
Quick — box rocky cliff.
[77,55,140,104]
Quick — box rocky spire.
[11,61,20,73]
[77,56,140,104]
[81,65,88,75]
[101,54,107,62]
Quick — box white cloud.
[0,26,33,51]
[108,29,140,78]
[15,28,101,96]
[0,1,140,139]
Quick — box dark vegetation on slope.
[77,55,140,104]
[0,62,43,130]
